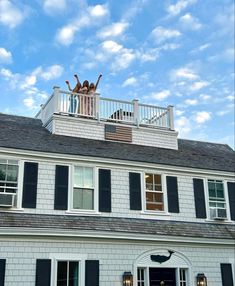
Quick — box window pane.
[73,188,94,210]
[154,174,161,185]
[0,164,6,181]
[57,261,67,286]
[146,202,164,211]
[217,189,224,199]
[6,165,18,182]
[145,174,153,190]
[69,261,79,286]
[84,168,93,188]
[209,189,216,198]
[74,167,83,187]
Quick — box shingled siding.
[0,238,234,286]
[52,115,178,149]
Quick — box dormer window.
[208,180,227,219]
[0,159,18,208]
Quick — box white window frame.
[142,172,168,214]
[50,253,87,286]
[0,157,24,209]
[204,178,231,221]
[68,164,99,213]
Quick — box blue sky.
[0,0,234,148]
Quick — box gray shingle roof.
[0,212,234,240]
[0,113,234,172]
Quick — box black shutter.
[99,169,111,212]
[129,172,142,210]
[35,259,51,286]
[227,182,235,221]
[85,260,99,286]
[167,176,179,213]
[220,263,234,286]
[22,162,38,208]
[0,259,6,286]
[193,178,207,218]
[54,165,68,210]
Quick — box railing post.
[95,93,100,121]
[53,86,60,113]
[132,99,139,127]
[167,105,174,130]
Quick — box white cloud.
[0,68,14,78]
[170,67,199,81]
[152,90,171,101]
[175,116,192,136]
[0,47,12,63]
[97,22,129,39]
[39,64,64,81]
[195,111,211,123]
[185,99,198,105]
[122,77,137,87]
[0,0,25,28]
[101,41,123,53]
[56,4,108,46]
[111,49,136,71]
[43,0,66,14]
[226,95,234,101]
[167,0,197,16]
[23,97,36,109]
[179,13,202,30]
[199,94,211,101]
[190,81,210,91]
[88,4,108,17]
[175,109,185,116]
[151,26,181,43]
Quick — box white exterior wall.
[20,159,232,223]
[0,237,234,286]
[50,115,178,149]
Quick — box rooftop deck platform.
[36,87,175,130]
[36,87,178,149]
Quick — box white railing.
[36,87,174,130]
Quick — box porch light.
[123,271,133,286]
[197,273,207,286]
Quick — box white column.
[53,86,61,113]
[95,93,100,121]
[132,99,139,127]
[167,105,174,130]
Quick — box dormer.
[36,86,178,150]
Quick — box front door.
[149,268,176,286]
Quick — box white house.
[0,87,234,286]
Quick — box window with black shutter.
[129,172,142,210]
[99,169,111,212]
[22,162,38,208]
[35,259,51,286]
[227,182,235,221]
[0,259,6,286]
[220,263,234,286]
[54,165,68,210]
[166,176,179,213]
[193,178,207,218]
[85,260,99,286]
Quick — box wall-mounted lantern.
[196,273,207,286]
[123,271,133,286]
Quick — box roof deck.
[36,86,174,130]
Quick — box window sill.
[140,210,171,219]
[0,207,24,212]
[205,218,233,224]
[65,210,101,216]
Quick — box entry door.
[149,268,176,286]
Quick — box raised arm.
[94,74,102,91]
[74,74,80,84]
[65,80,72,91]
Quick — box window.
[57,260,79,286]
[137,268,146,286]
[179,269,188,286]
[73,166,94,210]
[208,179,227,218]
[145,173,164,211]
[0,159,18,207]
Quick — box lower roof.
[0,113,234,172]
[0,212,234,240]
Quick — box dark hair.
[89,83,95,88]
[83,80,89,88]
